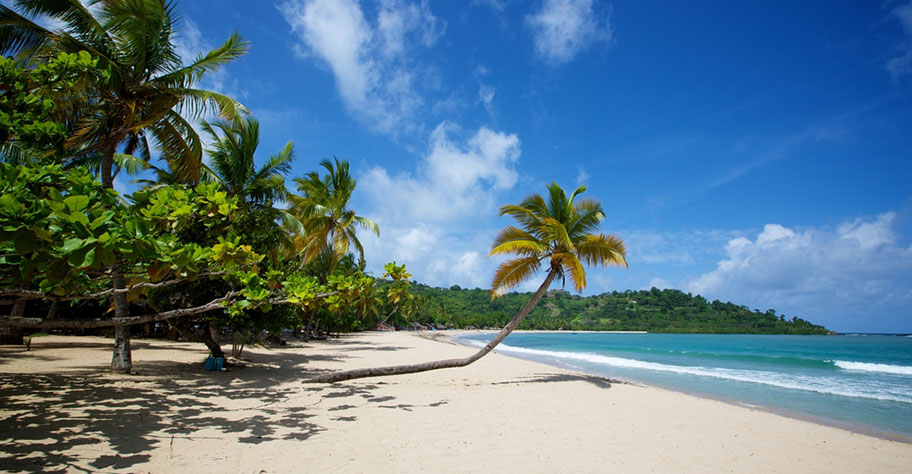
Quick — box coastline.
[447,330,912,443]
[1,333,911,473]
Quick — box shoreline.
[2,333,911,473]
[445,330,912,444]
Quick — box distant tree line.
[394,285,830,335]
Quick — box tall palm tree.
[0,0,248,373]
[202,116,295,261]
[307,182,627,383]
[0,0,248,186]
[290,158,379,275]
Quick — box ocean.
[454,332,912,440]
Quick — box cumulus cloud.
[526,0,611,65]
[575,166,589,186]
[279,0,445,136]
[887,1,912,80]
[685,213,912,330]
[429,251,487,288]
[647,277,673,290]
[359,123,522,288]
[361,122,521,223]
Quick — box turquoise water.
[455,332,912,439]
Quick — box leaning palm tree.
[289,158,379,275]
[0,0,248,373]
[307,182,627,383]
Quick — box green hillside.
[402,285,831,334]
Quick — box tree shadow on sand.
[491,372,621,389]
[0,343,410,473]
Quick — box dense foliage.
[404,285,830,334]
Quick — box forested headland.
[395,284,830,334]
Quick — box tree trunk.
[302,311,314,341]
[2,282,28,345]
[102,140,133,374]
[110,267,131,372]
[111,324,131,373]
[377,303,401,327]
[305,266,559,384]
[169,320,225,359]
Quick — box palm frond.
[541,216,574,252]
[491,256,542,297]
[148,110,202,184]
[567,199,605,236]
[154,31,248,88]
[576,233,628,268]
[113,153,151,175]
[176,88,247,121]
[489,226,546,257]
[352,215,380,236]
[555,252,587,293]
[0,5,51,56]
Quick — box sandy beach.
[1,332,910,473]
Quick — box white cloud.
[575,166,589,186]
[472,64,497,118]
[359,123,522,289]
[887,1,912,80]
[685,213,912,330]
[478,84,496,118]
[474,0,511,12]
[361,122,521,223]
[378,0,443,57]
[392,226,439,261]
[526,0,611,65]
[439,251,487,288]
[647,277,672,290]
[279,0,445,136]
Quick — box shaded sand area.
[1,333,911,473]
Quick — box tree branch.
[0,289,341,330]
[0,292,239,329]
[0,272,227,301]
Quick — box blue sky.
[161,0,912,332]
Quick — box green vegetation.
[0,1,409,371]
[402,285,830,334]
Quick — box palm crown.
[0,0,248,185]
[290,158,379,270]
[203,117,293,205]
[490,182,627,296]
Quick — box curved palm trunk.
[305,267,559,384]
[377,302,401,327]
[101,140,133,373]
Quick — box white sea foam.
[459,339,912,404]
[834,361,912,376]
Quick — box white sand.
[1,332,910,473]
